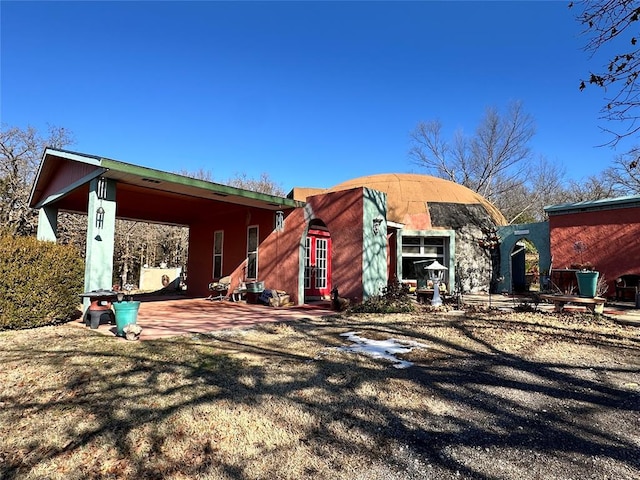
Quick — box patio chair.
[206,275,231,301]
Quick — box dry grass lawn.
[0,308,639,479]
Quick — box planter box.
[245,281,265,293]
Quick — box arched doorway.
[304,220,332,301]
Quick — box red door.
[304,229,332,299]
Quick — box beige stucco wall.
[139,267,183,292]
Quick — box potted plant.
[113,284,141,337]
[571,241,599,298]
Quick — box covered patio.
[30,148,304,302]
[72,297,336,340]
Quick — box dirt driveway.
[383,309,640,479]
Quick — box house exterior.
[544,195,640,297]
[30,149,506,305]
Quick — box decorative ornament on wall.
[275,210,284,232]
[372,217,384,235]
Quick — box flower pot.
[113,301,141,336]
[576,271,599,298]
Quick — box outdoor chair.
[615,275,640,301]
[207,275,231,300]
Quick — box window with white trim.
[247,225,259,279]
[213,230,223,278]
[304,236,311,289]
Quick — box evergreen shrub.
[0,235,84,330]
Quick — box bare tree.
[57,212,88,252]
[226,172,285,196]
[410,101,537,221]
[0,124,74,235]
[409,101,536,205]
[177,168,286,196]
[175,167,214,182]
[567,174,620,201]
[500,157,571,223]
[573,0,640,145]
[600,149,640,193]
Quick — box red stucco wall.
[187,223,213,297]
[257,207,306,302]
[549,206,640,296]
[187,207,286,298]
[186,187,369,304]
[34,158,99,206]
[258,188,366,302]
[307,189,365,301]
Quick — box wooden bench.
[540,294,606,314]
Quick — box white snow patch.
[339,331,428,369]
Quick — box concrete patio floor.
[73,293,640,342]
[73,297,337,340]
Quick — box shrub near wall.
[0,235,84,330]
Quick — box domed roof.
[327,173,506,227]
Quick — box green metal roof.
[544,195,640,215]
[30,148,304,211]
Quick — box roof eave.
[99,157,302,209]
[544,194,640,214]
[29,148,305,211]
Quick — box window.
[213,230,223,278]
[401,236,447,281]
[247,225,258,279]
[315,237,328,289]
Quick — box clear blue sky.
[0,1,627,191]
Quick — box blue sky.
[0,1,627,192]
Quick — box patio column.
[36,205,58,242]
[84,177,116,301]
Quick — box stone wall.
[428,203,497,293]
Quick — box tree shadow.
[0,312,638,479]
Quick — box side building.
[545,195,640,298]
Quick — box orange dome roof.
[327,173,506,227]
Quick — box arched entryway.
[304,220,332,301]
[497,222,551,294]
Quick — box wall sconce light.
[372,217,383,235]
[96,207,105,229]
[275,210,284,232]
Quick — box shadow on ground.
[0,309,638,479]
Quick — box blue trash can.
[113,301,141,336]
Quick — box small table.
[540,294,606,314]
[79,290,118,329]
